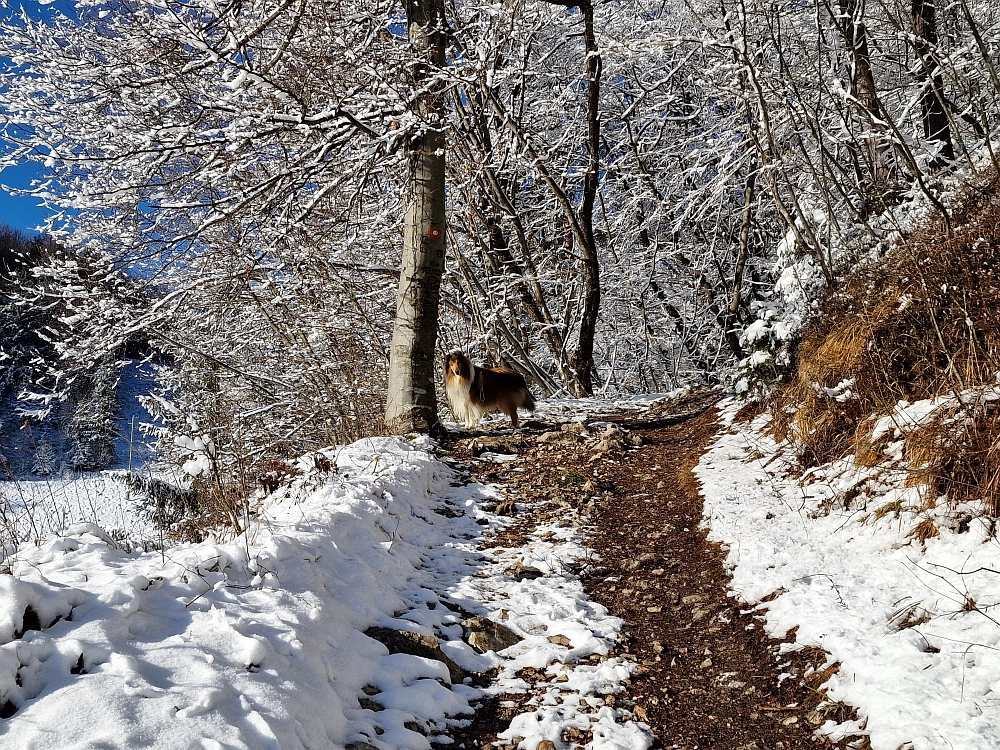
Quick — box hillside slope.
[701,173,1000,749]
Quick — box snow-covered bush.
[733,305,796,400]
[111,472,200,537]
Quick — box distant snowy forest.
[0,226,124,475]
[1,0,998,492]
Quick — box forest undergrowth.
[768,169,1000,531]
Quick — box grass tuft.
[907,518,939,544]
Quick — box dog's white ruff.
[445,371,485,428]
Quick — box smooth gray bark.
[384,0,447,434]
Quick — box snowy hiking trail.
[0,429,649,750]
[446,390,1000,750]
[5,392,1000,749]
[575,404,836,749]
[444,391,835,750]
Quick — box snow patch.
[697,399,1000,750]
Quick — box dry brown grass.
[903,403,1000,513]
[733,398,770,424]
[774,170,1000,513]
[907,518,940,544]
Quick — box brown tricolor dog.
[444,350,536,428]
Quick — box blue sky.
[1,0,77,234]
[0,163,51,232]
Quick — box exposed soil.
[441,391,855,750]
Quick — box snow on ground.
[0,426,650,749]
[528,391,690,425]
[449,509,651,750]
[0,360,164,551]
[698,399,1000,750]
[0,473,156,550]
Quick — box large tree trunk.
[722,166,757,360]
[834,0,894,194]
[912,0,954,166]
[570,1,602,397]
[384,0,447,434]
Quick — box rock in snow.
[461,616,523,653]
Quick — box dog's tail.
[523,387,536,412]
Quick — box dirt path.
[442,393,841,749]
[585,404,838,749]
